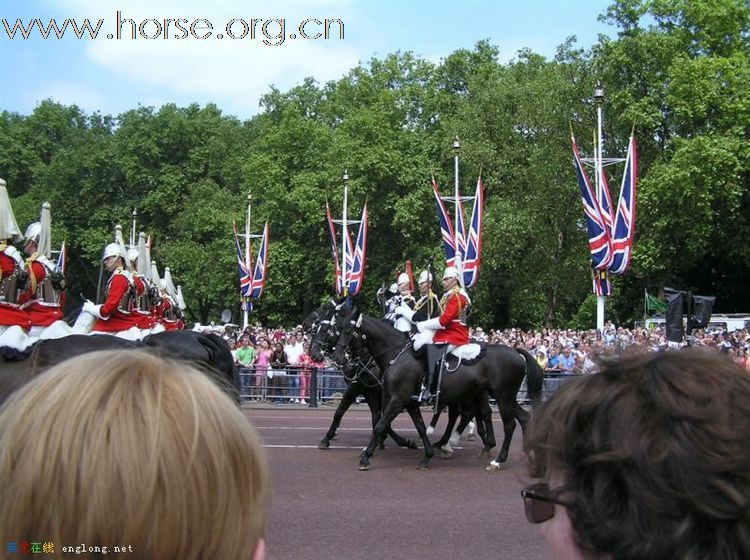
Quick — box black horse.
[304,300,418,451]
[333,306,543,470]
[0,331,239,405]
[306,300,496,458]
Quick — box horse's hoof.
[358,463,370,471]
[416,465,429,471]
[486,461,501,472]
[478,449,490,459]
[466,433,477,441]
[318,441,330,450]
[440,449,454,460]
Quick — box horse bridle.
[334,312,414,382]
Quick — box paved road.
[245,404,547,560]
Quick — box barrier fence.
[237,365,583,407]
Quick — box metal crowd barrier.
[237,365,348,407]
[238,364,582,408]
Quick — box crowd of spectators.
[193,318,750,404]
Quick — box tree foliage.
[1,0,748,327]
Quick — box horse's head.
[308,298,349,362]
[333,305,365,365]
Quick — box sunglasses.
[521,482,571,524]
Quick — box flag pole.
[594,82,606,333]
[130,208,137,250]
[341,170,349,297]
[243,192,251,329]
[452,136,463,277]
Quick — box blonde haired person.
[0,350,269,560]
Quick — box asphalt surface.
[244,403,547,560]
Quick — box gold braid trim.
[25,252,40,295]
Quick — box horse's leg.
[440,409,472,459]
[404,400,434,470]
[487,397,518,471]
[318,383,359,449]
[475,396,496,460]
[433,404,460,448]
[466,420,476,441]
[426,405,445,437]
[359,397,405,470]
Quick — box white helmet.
[388,283,398,294]
[417,270,432,284]
[24,222,41,244]
[127,248,139,264]
[442,266,460,280]
[103,242,126,261]
[397,272,410,287]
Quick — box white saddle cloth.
[448,343,481,361]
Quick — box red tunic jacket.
[19,259,63,327]
[0,252,32,329]
[433,288,470,346]
[92,270,140,332]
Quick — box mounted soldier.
[156,266,182,331]
[0,179,32,350]
[76,233,144,340]
[415,266,471,402]
[384,271,416,333]
[128,232,162,334]
[19,202,69,341]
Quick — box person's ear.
[250,538,266,560]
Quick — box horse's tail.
[515,348,543,405]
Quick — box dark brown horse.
[0,331,239,406]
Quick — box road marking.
[263,444,467,450]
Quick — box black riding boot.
[421,344,445,402]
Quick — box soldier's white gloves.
[417,318,443,332]
[395,305,415,321]
[82,300,104,319]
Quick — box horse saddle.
[441,343,486,370]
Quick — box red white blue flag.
[233,221,252,298]
[608,135,637,274]
[325,203,343,295]
[462,176,483,288]
[347,204,368,296]
[249,222,269,300]
[431,177,457,267]
[571,134,613,271]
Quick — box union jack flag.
[233,221,252,298]
[462,176,483,288]
[249,222,269,300]
[347,204,368,296]
[325,203,343,295]
[608,135,637,274]
[431,177,457,267]
[342,222,354,293]
[571,134,613,271]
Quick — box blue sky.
[1,0,616,119]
